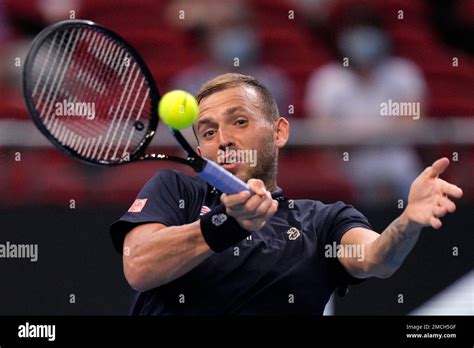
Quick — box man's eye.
[235,119,248,126]
[203,130,215,138]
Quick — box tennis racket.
[23,19,250,194]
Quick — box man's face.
[196,85,277,184]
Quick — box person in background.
[305,4,426,205]
[167,0,292,116]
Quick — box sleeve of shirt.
[109,169,190,254]
[325,201,376,291]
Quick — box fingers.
[428,157,449,178]
[431,195,456,228]
[432,204,448,218]
[248,179,266,195]
[260,198,278,221]
[221,190,251,207]
[242,199,278,228]
[432,195,455,219]
[268,199,278,217]
[439,195,456,213]
[235,193,276,220]
[233,192,270,220]
[439,179,464,199]
[430,216,442,230]
[244,191,271,213]
[221,179,278,224]
[221,179,267,208]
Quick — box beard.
[236,131,278,191]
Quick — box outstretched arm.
[339,157,463,279]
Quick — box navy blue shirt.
[110,169,374,315]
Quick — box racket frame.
[22,19,162,167]
[23,19,249,194]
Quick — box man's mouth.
[221,162,239,170]
[217,157,239,170]
[216,148,251,171]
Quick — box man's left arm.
[339,157,464,279]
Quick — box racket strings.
[28,25,154,163]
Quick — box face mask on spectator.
[210,27,260,68]
[338,26,390,69]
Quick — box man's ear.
[274,117,289,148]
[196,146,202,156]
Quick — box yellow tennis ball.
[158,90,199,130]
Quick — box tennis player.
[110,73,463,315]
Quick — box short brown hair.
[195,73,279,121]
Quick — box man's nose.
[217,126,234,149]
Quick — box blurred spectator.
[0,1,12,43]
[305,4,426,205]
[0,1,36,118]
[0,0,13,87]
[167,0,292,115]
[0,0,81,112]
[288,0,336,47]
[38,0,81,23]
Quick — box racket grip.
[197,160,251,195]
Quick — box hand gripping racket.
[23,19,250,194]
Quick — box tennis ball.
[158,90,199,130]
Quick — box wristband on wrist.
[200,204,251,252]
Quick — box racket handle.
[197,160,251,195]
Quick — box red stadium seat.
[0,90,28,120]
[428,97,474,118]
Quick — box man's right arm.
[123,179,278,292]
[123,220,213,292]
